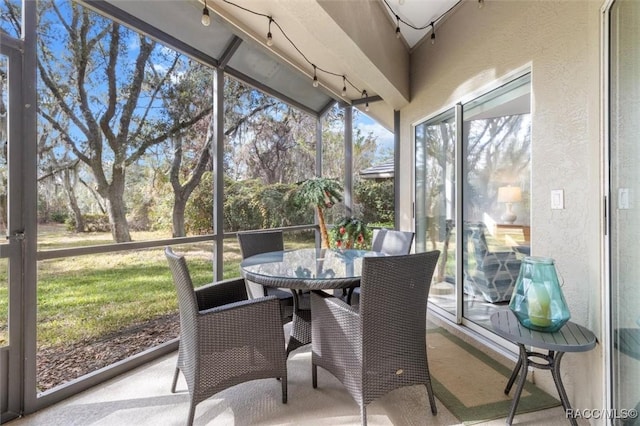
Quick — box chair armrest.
[311,291,360,337]
[311,290,359,317]
[195,277,248,311]
[491,251,518,260]
[197,296,285,351]
[310,291,362,377]
[199,294,276,316]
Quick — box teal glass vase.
[508,256,571,332]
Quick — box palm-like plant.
[295,177,343,248]
[329,217,371,249]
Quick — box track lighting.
[201,0,210,26]
[362,90,369,112]
[312,65,319,88]
[342,76,347,97]
[395,15,401,39]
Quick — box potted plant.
[330,217,371,249]
[295,177,343,248]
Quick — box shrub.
[50,211,69,224]
[66,214,111,233]
[354,179,394,225]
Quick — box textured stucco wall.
[401,0,605,412]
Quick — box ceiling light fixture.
[382,0,459,46]
[266,17,274,46]
[201,0,211,26]
[478,0,485,8]
[362,90,370,112]
[430,22,436,44]
[218,0,376,106]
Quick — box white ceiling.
[381,0,460,48]
[92,0,463,130]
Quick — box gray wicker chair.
[311,250,440,425]
[463,222,521,303]
[346,229,415,304]
[165,247,287,426]
[237,230,295,322]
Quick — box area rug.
[427,326,561,425]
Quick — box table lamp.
[498,185,522,224]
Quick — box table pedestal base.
[286,290,311,356]
[504,344,575,426]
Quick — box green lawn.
[0,226,316,348]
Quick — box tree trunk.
[106,171,131,243]
[61,168,85,233]
[172,195,187,238]
[317,206,329,249]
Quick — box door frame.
[0,36,25,423]
[600,0,613,415]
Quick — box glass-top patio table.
[241,248,385,355]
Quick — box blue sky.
[355,113,394,162]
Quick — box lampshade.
[498,186,522,203]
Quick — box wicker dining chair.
[165,247,287,426]
[237,230,296,322]
[311,251,440,426]
[346,229,415,305]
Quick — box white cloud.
[355,119,394,159]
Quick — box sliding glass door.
[609,0,640,419]
[415,108,457,317]
[461,74,531,327]
[416,73,531,331]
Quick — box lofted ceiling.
[380,0,460,49]
[86,0,460,130]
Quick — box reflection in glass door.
[461,74,531,329]
[415,109,457,318]
[415,73,531,331]
[609,0,640,420]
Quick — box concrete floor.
[10,344,578,426]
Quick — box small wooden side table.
[490,310,597,426]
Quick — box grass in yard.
[20,226,316,349]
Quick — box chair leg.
[171,367,180,393]
[360,405,367,426]
[281,375,288,404]
[424,381,438,415]
[346,287,355,305]
[187,401,196,426]
[312,363,318,388]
